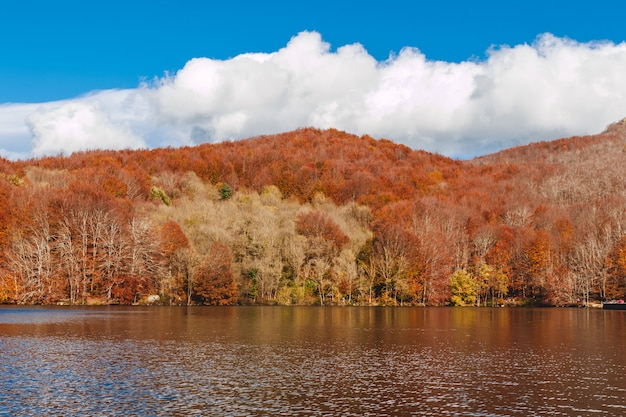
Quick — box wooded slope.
[0,123,624,306]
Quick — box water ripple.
[0,307,624,416]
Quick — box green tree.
[150,186,171,206]
[219,183,233,200]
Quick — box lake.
[0,306,624,416]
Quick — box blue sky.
[1,0,626,159]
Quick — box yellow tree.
[450,269,477,306]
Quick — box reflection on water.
[1,306,624,416]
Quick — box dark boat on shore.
[603,301,626,310]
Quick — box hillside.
[472,118,626,204]
[0,125,624,306]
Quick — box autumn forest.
[0,121,625,306]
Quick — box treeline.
[0,125,624,306]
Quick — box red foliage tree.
[193,241,238,305]
[295,210,349,257]
[160,220,190,259]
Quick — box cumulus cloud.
[0,103,39,159]
[146,33,379,143]
[2,31,626,159]
[26,90,148,157]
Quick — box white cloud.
[2,31,626,159]
[146,32,379,143]
[27,95,147,157]
[0,103,39,159]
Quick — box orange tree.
[193,241,238,305]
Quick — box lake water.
[0,306,624,416]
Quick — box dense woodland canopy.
[0,121,624,306]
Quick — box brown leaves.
[193,241,238,305]
[295,210,349,254]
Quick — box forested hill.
[0,124,624,307]
[472,118,626,205]
[8,128,464,208]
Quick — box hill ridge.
[0,122,623,307]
